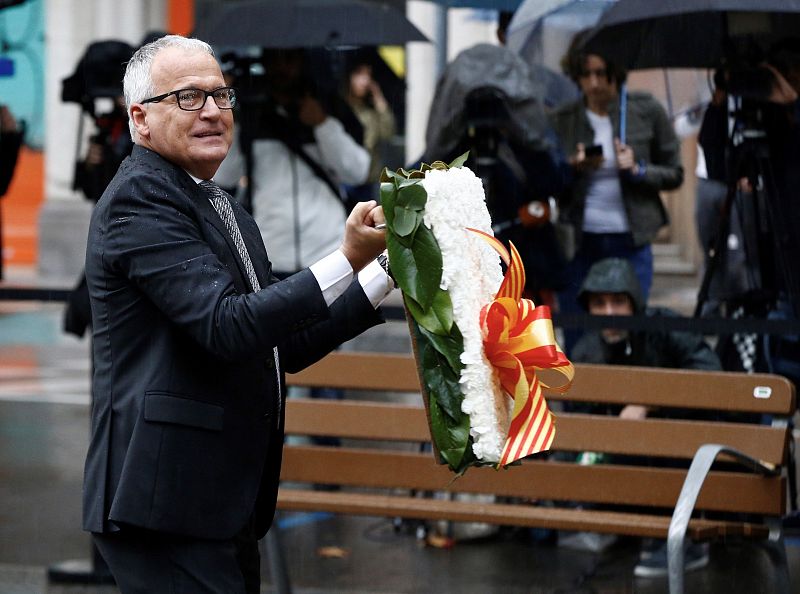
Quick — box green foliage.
[382,158,480,472]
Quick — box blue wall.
[0,0,45,149]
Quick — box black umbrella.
[193,0,428,49]
[583,0,800,69]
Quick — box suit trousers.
[93,521,261,594]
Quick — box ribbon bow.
[469,229,574,467]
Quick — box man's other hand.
[340,201,386,273]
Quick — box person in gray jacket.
[549,43,683,351]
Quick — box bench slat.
[280,446,786,516]
[276,489,769,541]
[287,352,796,416]
[284,400,789,466]
[557,363,795,416]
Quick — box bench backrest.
[284,352,795,518]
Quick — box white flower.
[421,166,509,463]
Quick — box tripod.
[695,97,800,325]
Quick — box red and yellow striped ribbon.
[468,228,574,467]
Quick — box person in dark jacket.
[572,257,720,385]
[83,35,392,594]
[570,257,719,577]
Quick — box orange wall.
[1,147,43,267]
[168,0,194,36]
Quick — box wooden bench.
[269,351,796,594]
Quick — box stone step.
[653,243,696,275]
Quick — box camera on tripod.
[62,40,134,202]
[697,41,800,331]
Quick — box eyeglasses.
[141,87,237,111]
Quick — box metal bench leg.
[667,443,778,594]
[266,523,293,594]
[764,519,792,594]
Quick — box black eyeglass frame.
[140,86,237,111]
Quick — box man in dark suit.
[83,35,393,593]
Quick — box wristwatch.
[377,251,397,288]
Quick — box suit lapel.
[131,146,265,293]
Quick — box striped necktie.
[199,179,282,414]
[200,180,261,291]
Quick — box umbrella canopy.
[506,0,615,109]
[507,0,614,71]
[583,0,800,69]
[193,0,428,49]
[428,0,522,9]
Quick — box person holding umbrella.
[549,37,683,352]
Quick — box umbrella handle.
[619,83,627,145]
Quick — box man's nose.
[198,95,222,117]
[599,301,615,315]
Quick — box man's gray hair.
[124,35,215,140]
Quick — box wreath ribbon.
[469,229,574,467]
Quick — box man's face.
[587,291,634,345]
[578,54,616,109]
[130,47,233,180]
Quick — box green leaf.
[420,340,463,422]
[405,290,453,336]
[387,226,441,310]
[398,176,422,189]
[380,183,397,225]
[392,206,419,238]
[448,151,470,168]
[429,396,470,471]
[418,323,464,375]
[396,183,427,209]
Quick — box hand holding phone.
[584,144,603,158]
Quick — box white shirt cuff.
[358,259,395,307]
[309,250,353,307]
[309,250,395,309]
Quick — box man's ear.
[130,104,149,140]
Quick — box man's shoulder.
[97,146,196,211]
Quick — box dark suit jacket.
[83,145,383,540]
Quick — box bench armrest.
[667,443,780,594]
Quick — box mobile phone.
[585,144,603,158]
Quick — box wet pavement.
[1,268,799,593]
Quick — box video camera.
[62,40,134,201]
[62,40,133,116]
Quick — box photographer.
[215,48,369,277]
[439,86,570,304]
[73,96,132,203]
[698,44,800,377]
[62,40,134,337]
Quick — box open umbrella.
[507,0,614,72]
[505,0,616,109]
[193,0,428,49]
[427,0,522,8]
[583,0,800,69]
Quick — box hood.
[578,257,644,312]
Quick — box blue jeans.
[558,232,653,355]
